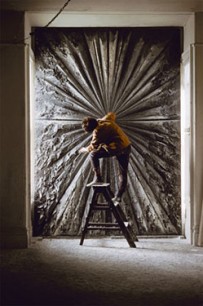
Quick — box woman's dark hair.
[82,117,98,132]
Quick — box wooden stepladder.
[80,182,137,248]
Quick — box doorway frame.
[26,11,197,245]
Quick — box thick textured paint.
[33,28,181,236]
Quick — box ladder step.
[95,202,108,205]
[88,222,119,227]
[93,205,109,210]
[87,226,121,230]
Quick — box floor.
[1,236,203,306]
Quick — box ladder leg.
[113,201,139,242]
[104,188,136,248]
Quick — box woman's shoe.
[112,196,121,203]
[87,178,103,186]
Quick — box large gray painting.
[33,28,181,237]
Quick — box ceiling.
[1,0,203,12]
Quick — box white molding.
[190,43,203,246]
[27,12,192,28]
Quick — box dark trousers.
[90,145,131,198]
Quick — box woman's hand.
[79,147,88,153]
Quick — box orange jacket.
[87,112,131,153]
